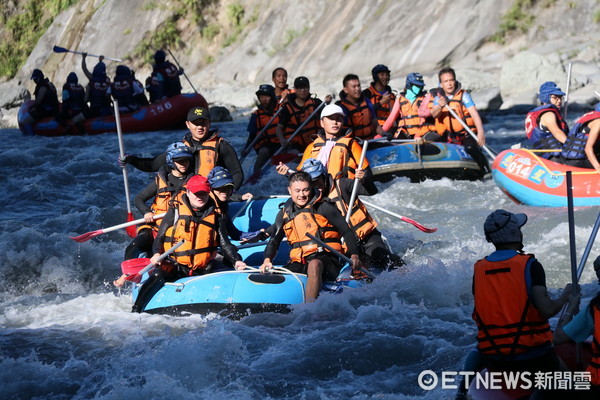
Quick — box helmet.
[154,50,166,64]
[538,81,565,104]
[207,166,234,189]
[66,72,78,84]
[92,62,106,79]
[115,65,131,77]
[301,158,326,180]
[595,102,600,112]
[484,209,527,244]
[406,72,425,89]
[371,64,390,82]
[31,69,44,81]
[256,84,275,97]
[166,142,193,168]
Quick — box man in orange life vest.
[430,67,490,173]
[243,84,281,175]
[120,106,244,189]
[131,175,247,313]
[337,74,384,140]
[554,256,600,398]
[472,209,575,374]
[362,64,396,127]
[272,67,292,104]
[260,171,364,302]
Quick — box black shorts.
[285,252,341,282]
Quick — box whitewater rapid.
[1,108,598,399]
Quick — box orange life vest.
[337,97,375,140]
[301,133,365,179]
[183,133,222,177]
[281,195,343,264]
[163,198,218,271]
[281,95,321,147]
[137,169,185,233]
[588,304,600,385]
[473,253,552,357]
[394,93,435,137]
[434,89,477,144]
[364,85,396,127]
[252,107,279,148]
[327,179,377,240]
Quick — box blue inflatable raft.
[130,196,366,317]
[367,142,485,182]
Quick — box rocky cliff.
[2,0,599,126]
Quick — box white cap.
[321,104,345,119]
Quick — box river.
[0,107,598,399]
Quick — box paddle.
[563,62,573,119]
[240,106,286,163]
[242,100,328,186]
[120,239,186,280]
[360,199,437,233]
[114,100,136,238]
[442,103,497,160]
[167,49,198,94]
[52,45,122,62]
[70,213,166,242]
[565,171,583,368]
[305,232,376,280]
[231,197,252,221]
[345,140,369,225]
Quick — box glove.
[240,230,267,243]
[386,131,395,141]
[118,154,133,168]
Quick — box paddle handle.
[240,106,286,162]
[346,140,369,224]
[114,101,133,215]
[53,45,122,62]
[167,49,198,94]
[563,62,572,119]
[137,240,186,277]
[443,104,497,159]
[361,199,437,233]
[231,198,251,221]
[103,213,166,234]
[305,233,375,280]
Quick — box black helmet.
[255,84,275,97]
[154,50,166,64]
[371,64,390,83]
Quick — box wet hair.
[438,67,456,81]
[272,67,288,78]
[343,74,360,87]
[288,171,312,187]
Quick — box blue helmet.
[371,64,390,83]
[66,72,78,84]
[406,72,425,89]
[207,166,234,188]
[301,158,326,180]
[166,142,193,168]
[538,81,565,104]
[595,102,600,112]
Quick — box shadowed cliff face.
[8,0,600,112]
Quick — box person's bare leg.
[305,259,323,302]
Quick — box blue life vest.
[561,111,600,159]
[525,104,568,158]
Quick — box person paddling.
[525,81,569,162]
[260,171,365,302]
[561,103,600,170]
[362,64,396,128]
[151,49,183,99]
[457,210,575,398]
[120,106,244,188]
[132,175,246,313]
[272,67,292,104]
[336,74,384,140]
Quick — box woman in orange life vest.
[430,67,490,173]
[132,175,247,313]
[260,171,364,302]
[119,106,244,189]
[206,166,267,246]
[301,158,404,270]
[362,64,396,127]
[123,142,194,261]
[525,81,569,162]
[383,72,437,140]
[456,209,577,397]
[554,256,600,398]
[280,104,369,181]
[243,84,281,175]
[275,76,326,153]
[272,67,292,105]
[336,74,384,140]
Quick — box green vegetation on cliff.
[0,0,79,78]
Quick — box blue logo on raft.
[499,152,515,169]
[528,165,546,184]
[132,109,147,121]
